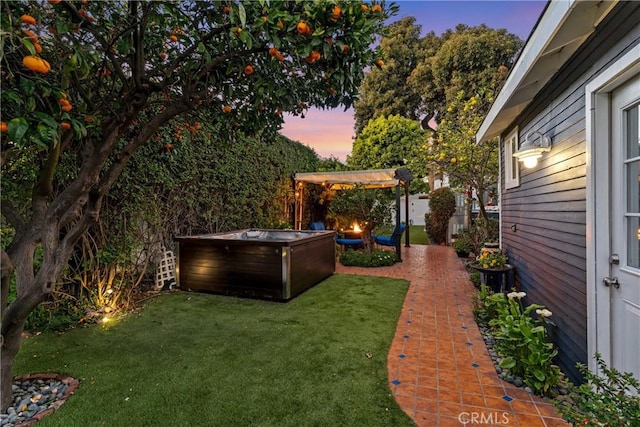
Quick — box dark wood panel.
[176,231,335,300]
[501,210,586,224]
[502,215,585,235]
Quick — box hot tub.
[175,229,336,301]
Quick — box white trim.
[477,0,620,143]
[585,44,640,372]
[476,0,574,142]
[503,128,520,189]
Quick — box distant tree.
[348,114,424,170]
[0,0,394,410]
[353,17,424,134]
[427,24,521,109]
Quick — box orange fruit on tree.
[268,47,279,57]
[23,55,50,73]
[159,52,167,60]
[169,34,178,42]
[33,43,42,54]
[372,4,382,13]
[60,122,71,130]
[244,64,254,76]
[48,0,61,4]
[360,4,368,12]
[0,122,8,133]
[296,21,311,35]
[223,105,232,113]
[261,16,267,23]
[375,59,384,67]
[342,44,349,54]
[23,29,38,44]
[235,27,242,35]
[223,5,231,14]
[275,53,285,61]
[20,14,36,25]
[277,20,284,30]
[305,51,321,64]
[329,6,342,21]
[84,116,94,123]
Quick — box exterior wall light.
[512,131,551,168]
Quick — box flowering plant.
[489,291,561,395]
[477,248,508,269]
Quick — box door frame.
[585,45,640,372]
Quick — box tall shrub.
[424,187,456,244]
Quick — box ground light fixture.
[513,131,552,168]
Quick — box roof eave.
[476,0,619,143]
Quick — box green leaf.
[238,3,247,28]
[2,90,23,105]
[531,326,545,334]
[33,112,59,129]
[239,30,252,49]
[532,368,546,381]
[25,96,36,113]
[20,38,36,56]
[19,78,35,97]
[499,357,516,369]
[8,117,29,146]
[36,123,55,145]
[56,20,69,34]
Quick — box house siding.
[499,2,640,383]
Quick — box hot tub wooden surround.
[175,229,336,301]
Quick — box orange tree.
[0,0,395,410]
[422,90,499,227]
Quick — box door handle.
[603,276,620,289]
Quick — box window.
[504,127,520,189]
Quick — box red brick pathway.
[336,244,568,427]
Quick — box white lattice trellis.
[155,248,176,290]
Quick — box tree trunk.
[1,282,48,411]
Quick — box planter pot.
[469,263,515,293]
[456,250,470,258]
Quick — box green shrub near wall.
[424,187,456,244]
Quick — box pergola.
[293,168,413,260]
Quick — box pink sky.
[280,0,546,161]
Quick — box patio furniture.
[372,224,406,248]
[335,237,364,249]
[309,222,325,230]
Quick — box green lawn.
[15,275,414,427]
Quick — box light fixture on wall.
[513,131,552,168]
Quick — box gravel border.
[1,374,79,427]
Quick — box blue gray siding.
[500,2,640,383]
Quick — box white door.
[609,74,640,380]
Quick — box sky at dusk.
[280,0,547,161]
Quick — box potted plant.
[469,248,513,292]
[452,237,473,258]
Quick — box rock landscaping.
[0,374,78,427]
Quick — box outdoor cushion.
[310,222,325,230]
[335,238,364,247]
[373,224,406,247]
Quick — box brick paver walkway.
[336,244,568,427]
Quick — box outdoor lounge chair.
[372,224,406,248]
